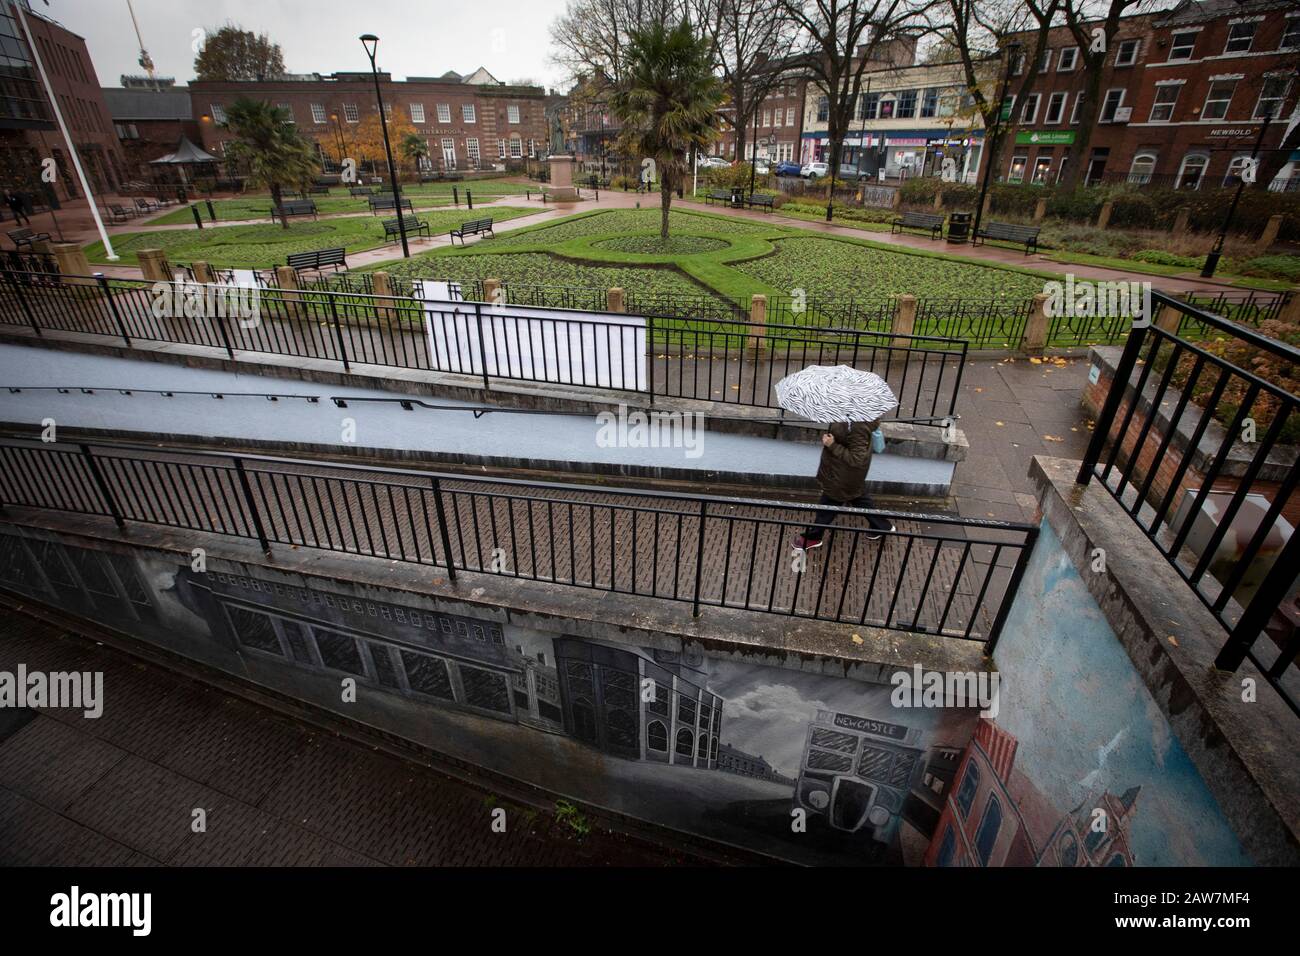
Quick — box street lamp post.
[972,43,1020,243]
[360,34,409,258]
[330,112,349,170]
[748,102,759,197]
[1202,107,1274,278]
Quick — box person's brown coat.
[815,420,878,501]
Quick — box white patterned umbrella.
[775,365,897,423]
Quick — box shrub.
[611,174,639,190]
[1131,249,1204,268]
[1227,254,1300,283]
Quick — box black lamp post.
[1202,106,1274,278]
[748,101,759,198]
[360,33,409,258]
[972,42,1020,243]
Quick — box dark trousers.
[803,492,891,541]
[8,206,29,225]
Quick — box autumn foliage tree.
[194,25,286,82]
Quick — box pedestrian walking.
[6,191,31,226]
[793,420,894,550]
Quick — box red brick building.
[189,67,548,176]
[715,73,810,166]
[0,1,126,204]
[999,0,1300,189]
[103,79,199,180]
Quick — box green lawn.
[147,180,536,225]
[86,207,536,268]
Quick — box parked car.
[774,160,802,177]
[754,161,771,176]
[698,156,729,169]
[801,161,829,179]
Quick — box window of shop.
[1129,152,1157,184]
[676,728,694,758]
[858,91,879,120]
[785,107,795,125]
[1201,79,1236,120]
[1168,31,1197,61]
[816,95,828,121]
[773,108,782,127]
[647,720,668,752]
[1176,153,1208,189]
[1224,20,1257,55]
[1007,154,1027,182]
[402,649,455,700]
[1224,154,1253,186]
[920,87,939,118]
[1148,83,1181,122]
[896,88,917,119]
[1031,153,1053,184]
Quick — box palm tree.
[610,21,723,239]
[399,132,430,175]
[220,98,318,229]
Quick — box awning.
[150,136,218,165]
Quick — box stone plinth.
[546,155,579,201]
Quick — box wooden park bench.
[270,198,318,223]
[133,197,162,214]
[704,189,731,205]
[368,194,414,215]
[348,186,372,197]
[383,215,432,242]
[449,217,494,245]
[746,193,775,212]
[972,220,1041,255]
[7,227,51,250]
[891,210,945,240]
[286,247,348,275]
[307,185,331,195]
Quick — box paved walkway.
[0,607,707,866]
[20,183,1276,297]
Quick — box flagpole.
[15,0,118,259]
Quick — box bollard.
[607,287,625,313]
[467,189,473,210]
[453,186,459,207]
[483,277,502,307]
[1257,213,1284,252]
[372,270,398,321]
[136,248,173,282]
[892,294,917,349]
[1097,200,1113,230]
[206,199,216,222]
[191,260,215,284]
[191,204,203,230]
[748,294,768,353]
[274,265,303,319]
[1020,292,1051,354]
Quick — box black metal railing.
[1078,291,1299,716]
[0,271,967,421]
[0,436,1037,646]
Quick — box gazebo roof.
[151,136,218,165]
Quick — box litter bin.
[730,186,745,208]
[947,211,972,243]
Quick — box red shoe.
[793,535,823,551]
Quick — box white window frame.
[1176,153,1208,189]
[1201,79,1236,121]
[410,103,425,124]
[528,138,536,159]
[437,103,451,124]
[1224,20,1257,55]
[762,109,771,126]
[462,103,476,124]
[466,136,480,167]
[497,138,505,159]
[1224,153,1252,186]
[1148,81,1182,122]
[1070,92,1084,124]
[773,109,782,128]
[1253,76,1290,121]
[278,103,295,123]
[440,137,456,169]
[1129,152,1157,185]
[1037,49,1053,73]
[1114,39,1140,67]
[383,103,393,121]
[507,104,520,124]
[785,107,795,126]
[342,103,359,123]
[1020,92,1040,124]
[1044,91,1067,125]
[310,103,327,124]
[1057,47,1079,72]
[509,134,522,159]
[1282,14,1300,51]
[1007,153,1028,182]
[210,103,227,124]
[1099,88,1125,123]
[1168,31,1197,62]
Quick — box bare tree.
[550,0,689,87]
[1056,0,1154,188]
[778,0,935,221]
[692,0,799,166]
[929,0,1058,184]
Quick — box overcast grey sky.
[43,0,572,90]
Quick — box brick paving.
[0,609,710,866]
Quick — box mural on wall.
[0,523,1249,866]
